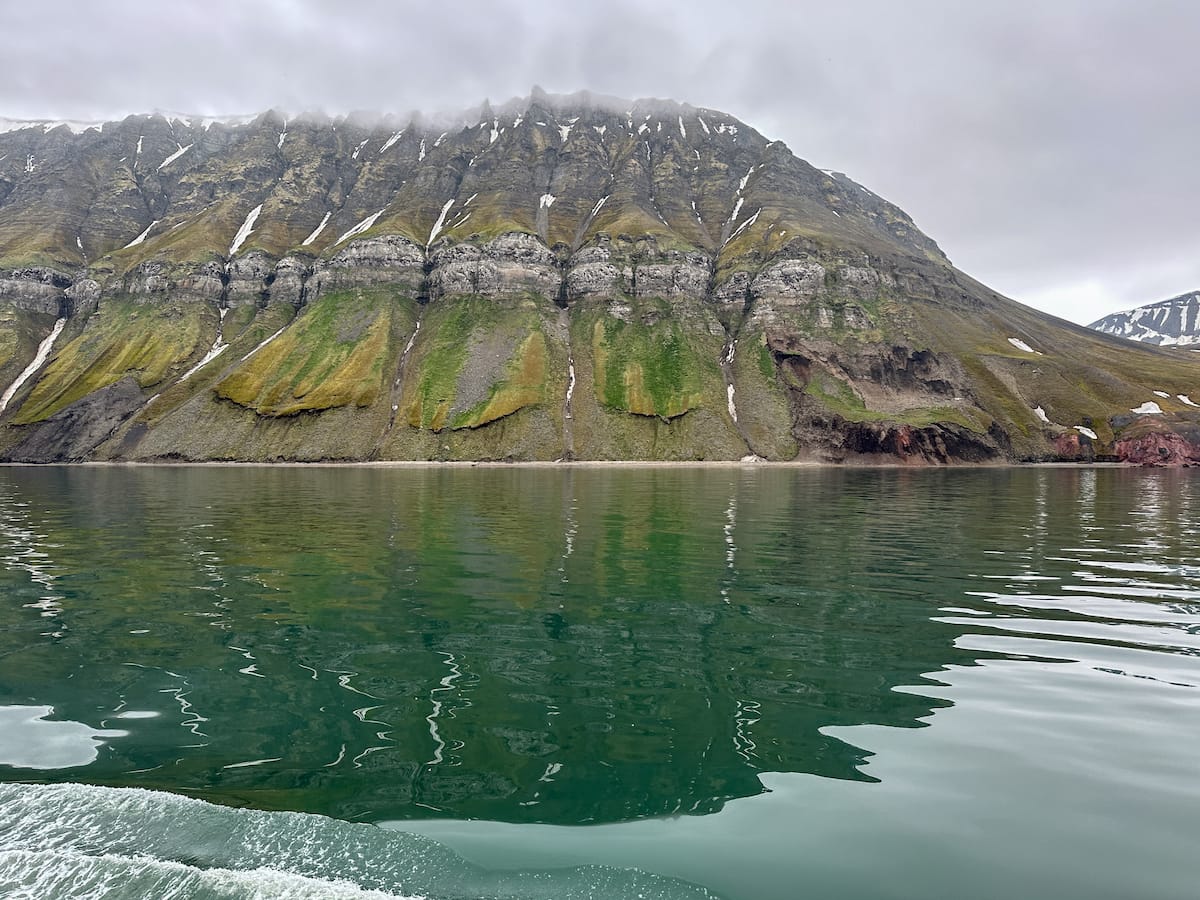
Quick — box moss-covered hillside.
[0,90,1197,463]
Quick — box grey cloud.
[2,0,1199,324]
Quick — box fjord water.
[0,466,1197,900]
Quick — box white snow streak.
[1131,401,1163,415]
[123,220,159,249]
[728,208,760,242]
[0,317,66,413]
[1152,390,1171,398]
[135,135,143,156]
[1033,406,1051,424]
[490,120,500,144]
[427,199,455,246]
[540,194,556,209]
[351,139,369,160]
[678,116,687,138]
[558,124,573,143]
[1007,337,1035,353]
[228,204,263,256]
[418,139,426,161]
[301,211,331,246]
[240,325,287,362]
[593,124,607,137]
[179,308,229,382]
[727,196,745,225]
[1074,425,1098,440]
[589,195,608,218]
[336,209,386,244]
[727,384,738,423]
[380,129,405,153]
[565,360,576,418]
[698,116,710,135]
[277,131,286,149]
[157,143,193,171]
[1179,394,1198,407]
[399,320,421,365]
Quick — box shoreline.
[0,458,1142,470]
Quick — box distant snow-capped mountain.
[1089,291,1200,346]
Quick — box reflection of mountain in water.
[0,466,1156,825]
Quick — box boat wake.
[0,783,718,900]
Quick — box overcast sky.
[3,0,1198,324]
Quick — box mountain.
[0,90,1197,464]
[1089,291,1200,346]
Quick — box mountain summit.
[1,92,1197,464]
[1090,291,1200,346]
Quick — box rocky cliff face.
[1089,291,1200,346]
[1,90,1197,463]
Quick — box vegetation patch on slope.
[215,288,401,416]
[12,300,205,424]
[587,302,706,418]
[451,331,548,429]
[403,296,552,432]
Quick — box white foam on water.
[0,317,66,414]
[0,849,420,900]
[0,781,716,900]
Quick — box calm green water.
[0,465,1197,899]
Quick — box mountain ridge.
[1,91,1197,465]
[1089,291,1200,346]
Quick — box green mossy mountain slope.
[1,91,1197,463]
